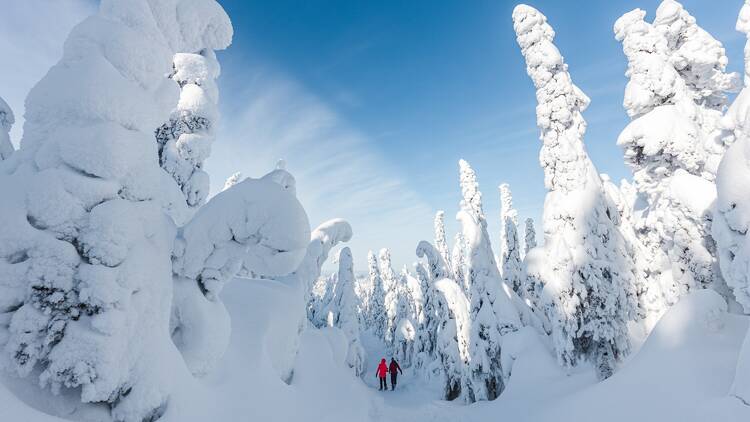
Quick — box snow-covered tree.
[433,278,472,401]
[451,232,468,294]
[0,1,235,420]
[653,0,740,124]
[714,0,750,313]
[457,159,520,400]
[308,274,336,328]
[513,4,638,380]
[171,174,310,377]
[328,247,366,376]
[416,240,450,281]
[614,2,739,305]
[155,49,222,221]
[412,262,437,371]
[524,218,537,256]
[434,210,453,275]
[499,183,523,296]
[0,96,13,160]
[222,171,243,191]
[393,268,414,365]
[282,218,353,293]
[367,250,387,337]
[602,175,667,328]
[379,248,400,351]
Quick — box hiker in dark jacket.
[389,358,402,390]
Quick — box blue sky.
[208,0,747,270]
[2,0,747,271]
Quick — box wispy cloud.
[0,0,95,145]
[208,71,435,270]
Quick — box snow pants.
[390,373,398,390]
[379,377,387,390]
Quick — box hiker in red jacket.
[376,358,388,391]
[389,358,402,390]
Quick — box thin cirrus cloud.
[207,70,436,271]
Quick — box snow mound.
[539,290,749,421]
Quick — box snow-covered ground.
[5,279,747,421]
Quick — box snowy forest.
[2,0,750,421]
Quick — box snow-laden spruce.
[284,218,353,293]
[601,174,667,329]
[457,159,520,400]
[155,49,222,223]
[394,269,418,367]
[433,278,472,402]
[513,4,638,380]
[308,273,336,328]
[451,232,468,293]
[713,0,750,314]
[412,262,437,371]
[379,248,400,352]
[222,171,243,191]
[327,247,366,376]
[614,1,739,306]
[366,250,387,338]
[523,217,536,257]
[417,240,450,281]
[303,220,354,330]
[0,1,234,420]
[499,183,523,296]
[0,96,13,160]
[434,210,453,276]
[171,171,310,378]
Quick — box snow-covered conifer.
[451,232,468,293]
[171,174,310,377]
[614,2,738,305]
[457,159,520,400]
[308,274,336,328]
[416,240,450,280]
[367,251,387,337]
[0,2,234,419]
[524,218,537,256]
[393,269,417,367]
[514,4,638,380]
[499,183,523,296]
[434,210,453,275]
[155,49,222,219]
[329,247,366,376]
[281,218,353,293]
[222,171,243,191]
[379,248,400,350]
[713,1,750,312]
[413,262,436,370]
[602,175,667,328]
[0,96,13,160]
[433,278,472,401]
[653,0,740,117]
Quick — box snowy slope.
[3,281,750,421]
